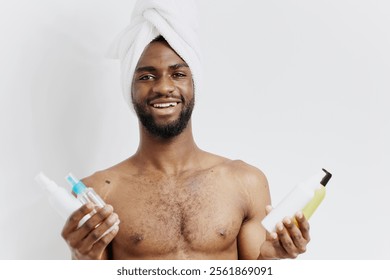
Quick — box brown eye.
[172,72,186,78]
[139,74,155,81]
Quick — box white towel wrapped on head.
[108,0,202,108]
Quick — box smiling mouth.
[152,102,179,108]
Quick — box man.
[61,1,310,260]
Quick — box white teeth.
[152,102,177,108]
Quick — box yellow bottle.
[295,169,331,226]
[262,168,332,232]
[302,185,326,220]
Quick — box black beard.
[133,97,195,139]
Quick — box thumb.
[265,205,273,214]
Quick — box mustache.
[146,93,185,103]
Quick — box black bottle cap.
[321,168,332,186]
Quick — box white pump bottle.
[261,169,332,233]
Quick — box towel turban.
[108,0,203,108]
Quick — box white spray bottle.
[35,172,82,220]
[35,172,118,235]
[261,168,332,233]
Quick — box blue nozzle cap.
[66,173,87,195]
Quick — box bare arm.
[236,166,270,259]
[236,166,310,259]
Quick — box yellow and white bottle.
[261,169,332,233]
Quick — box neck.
[133,121,201,175]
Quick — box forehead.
[137,41,186,67]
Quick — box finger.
[65,205,114,249]
[78,213,120,254]
[80,204,114,230]
[62,203,95,238]
[77,205,114,237]
[89,224,120,259]
[265,205,273,214]
[283,217,307,253]
[268,231,278,241]
[276,221,298,258]
[295,211,311,242]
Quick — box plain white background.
[0,0,389,259]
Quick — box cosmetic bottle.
[65,173,119,236]
[35,172,82,220]
[65,173,105,208]
[261,168,332,233]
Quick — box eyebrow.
[135,63,189,73]
[169,63,189,70]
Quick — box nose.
[152,75,175,95]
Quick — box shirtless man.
[61,36,310,260]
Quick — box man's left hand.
[259,206,311,259]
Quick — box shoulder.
[200,150,268,187]
[220,159,269,191]
[82,170,110,188]
[202,151,270,195]
[81,160,129,200]
[81,170,113,200]
[216,159,271,218]
[201,151,266,179]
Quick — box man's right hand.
[61,202,120,260]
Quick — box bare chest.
[107,173,245,258]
